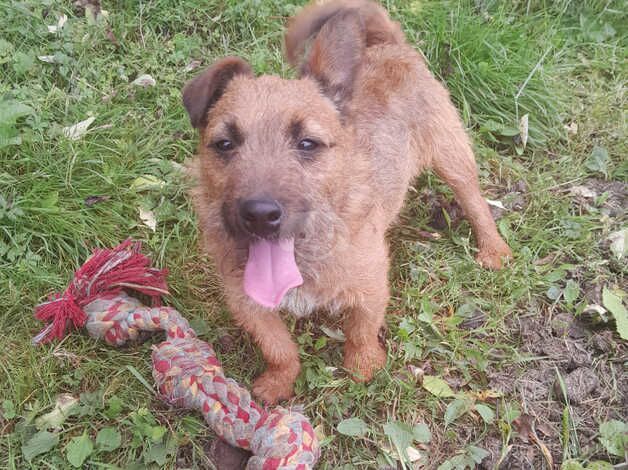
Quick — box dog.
[182,0,512,404]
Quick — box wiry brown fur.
[184,0,512,404]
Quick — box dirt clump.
[554,367,600,404]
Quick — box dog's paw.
[477,240,512,270]
[252,369,296,405]
[344,343,387,382]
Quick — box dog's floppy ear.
[300,9,366,109]
[182,57,253,129]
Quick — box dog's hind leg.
[430,129,512,269]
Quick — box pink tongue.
[243,238,303,308]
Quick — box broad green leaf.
[585,146,609,175]
[0,127,22,148]
[587,461,614,470]
[314,336,327,350]
[602,288,628,340]
[545,270,566,282]
[2,400,16,419]
[144,442,169,465]
[474,404,495,424]
[0,39,13,58]
[78,389,104,416]
[66,432,93,467]
[437,454,472,470]
[144,439,176,465]
[104,395,124,419]
[13,52,35,75]
[562,219,583,239]
[0,100,33,125]
[422,375,455,398]
[188,318,210,336]
[398,318,416,337]
[444,398,473,425]
[467,445,490,464]
[22,430,59,461]
[337,417,368,437]
[148,425,167,442]
[563,280,580,305]
[413,423,431,443]
[96,427,121,452]
[598,419,628,457]
[35,394,78,430]
[383,421,414,461]
[560,460,585,470]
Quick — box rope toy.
[33,240,320,470]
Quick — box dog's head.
[184,59,348,243]
[183,11,366,307]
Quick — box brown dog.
[183,0,512,404]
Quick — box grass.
[0,0,626,468]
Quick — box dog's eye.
[297,139,319,152]
[213,139,234,152]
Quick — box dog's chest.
[279,288,342,318]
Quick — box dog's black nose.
[239,199,282,237]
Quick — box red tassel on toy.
[33,239,169,344]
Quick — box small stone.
[590,331,615,353]
[566,320,588,339]
[567,345,591,369]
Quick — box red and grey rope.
[34,241,320,470]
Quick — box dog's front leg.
[342,269,388,382]
[226,296,300,405]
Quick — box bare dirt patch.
[481,309,627,469]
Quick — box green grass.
[1,0,626,468]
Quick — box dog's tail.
[284,0,405,68]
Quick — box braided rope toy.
[33,240,320,470]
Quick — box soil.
[204,439,252,470]
[480,309,627,469]
[576,179,627,218]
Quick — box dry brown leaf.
[513,414,553,468]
